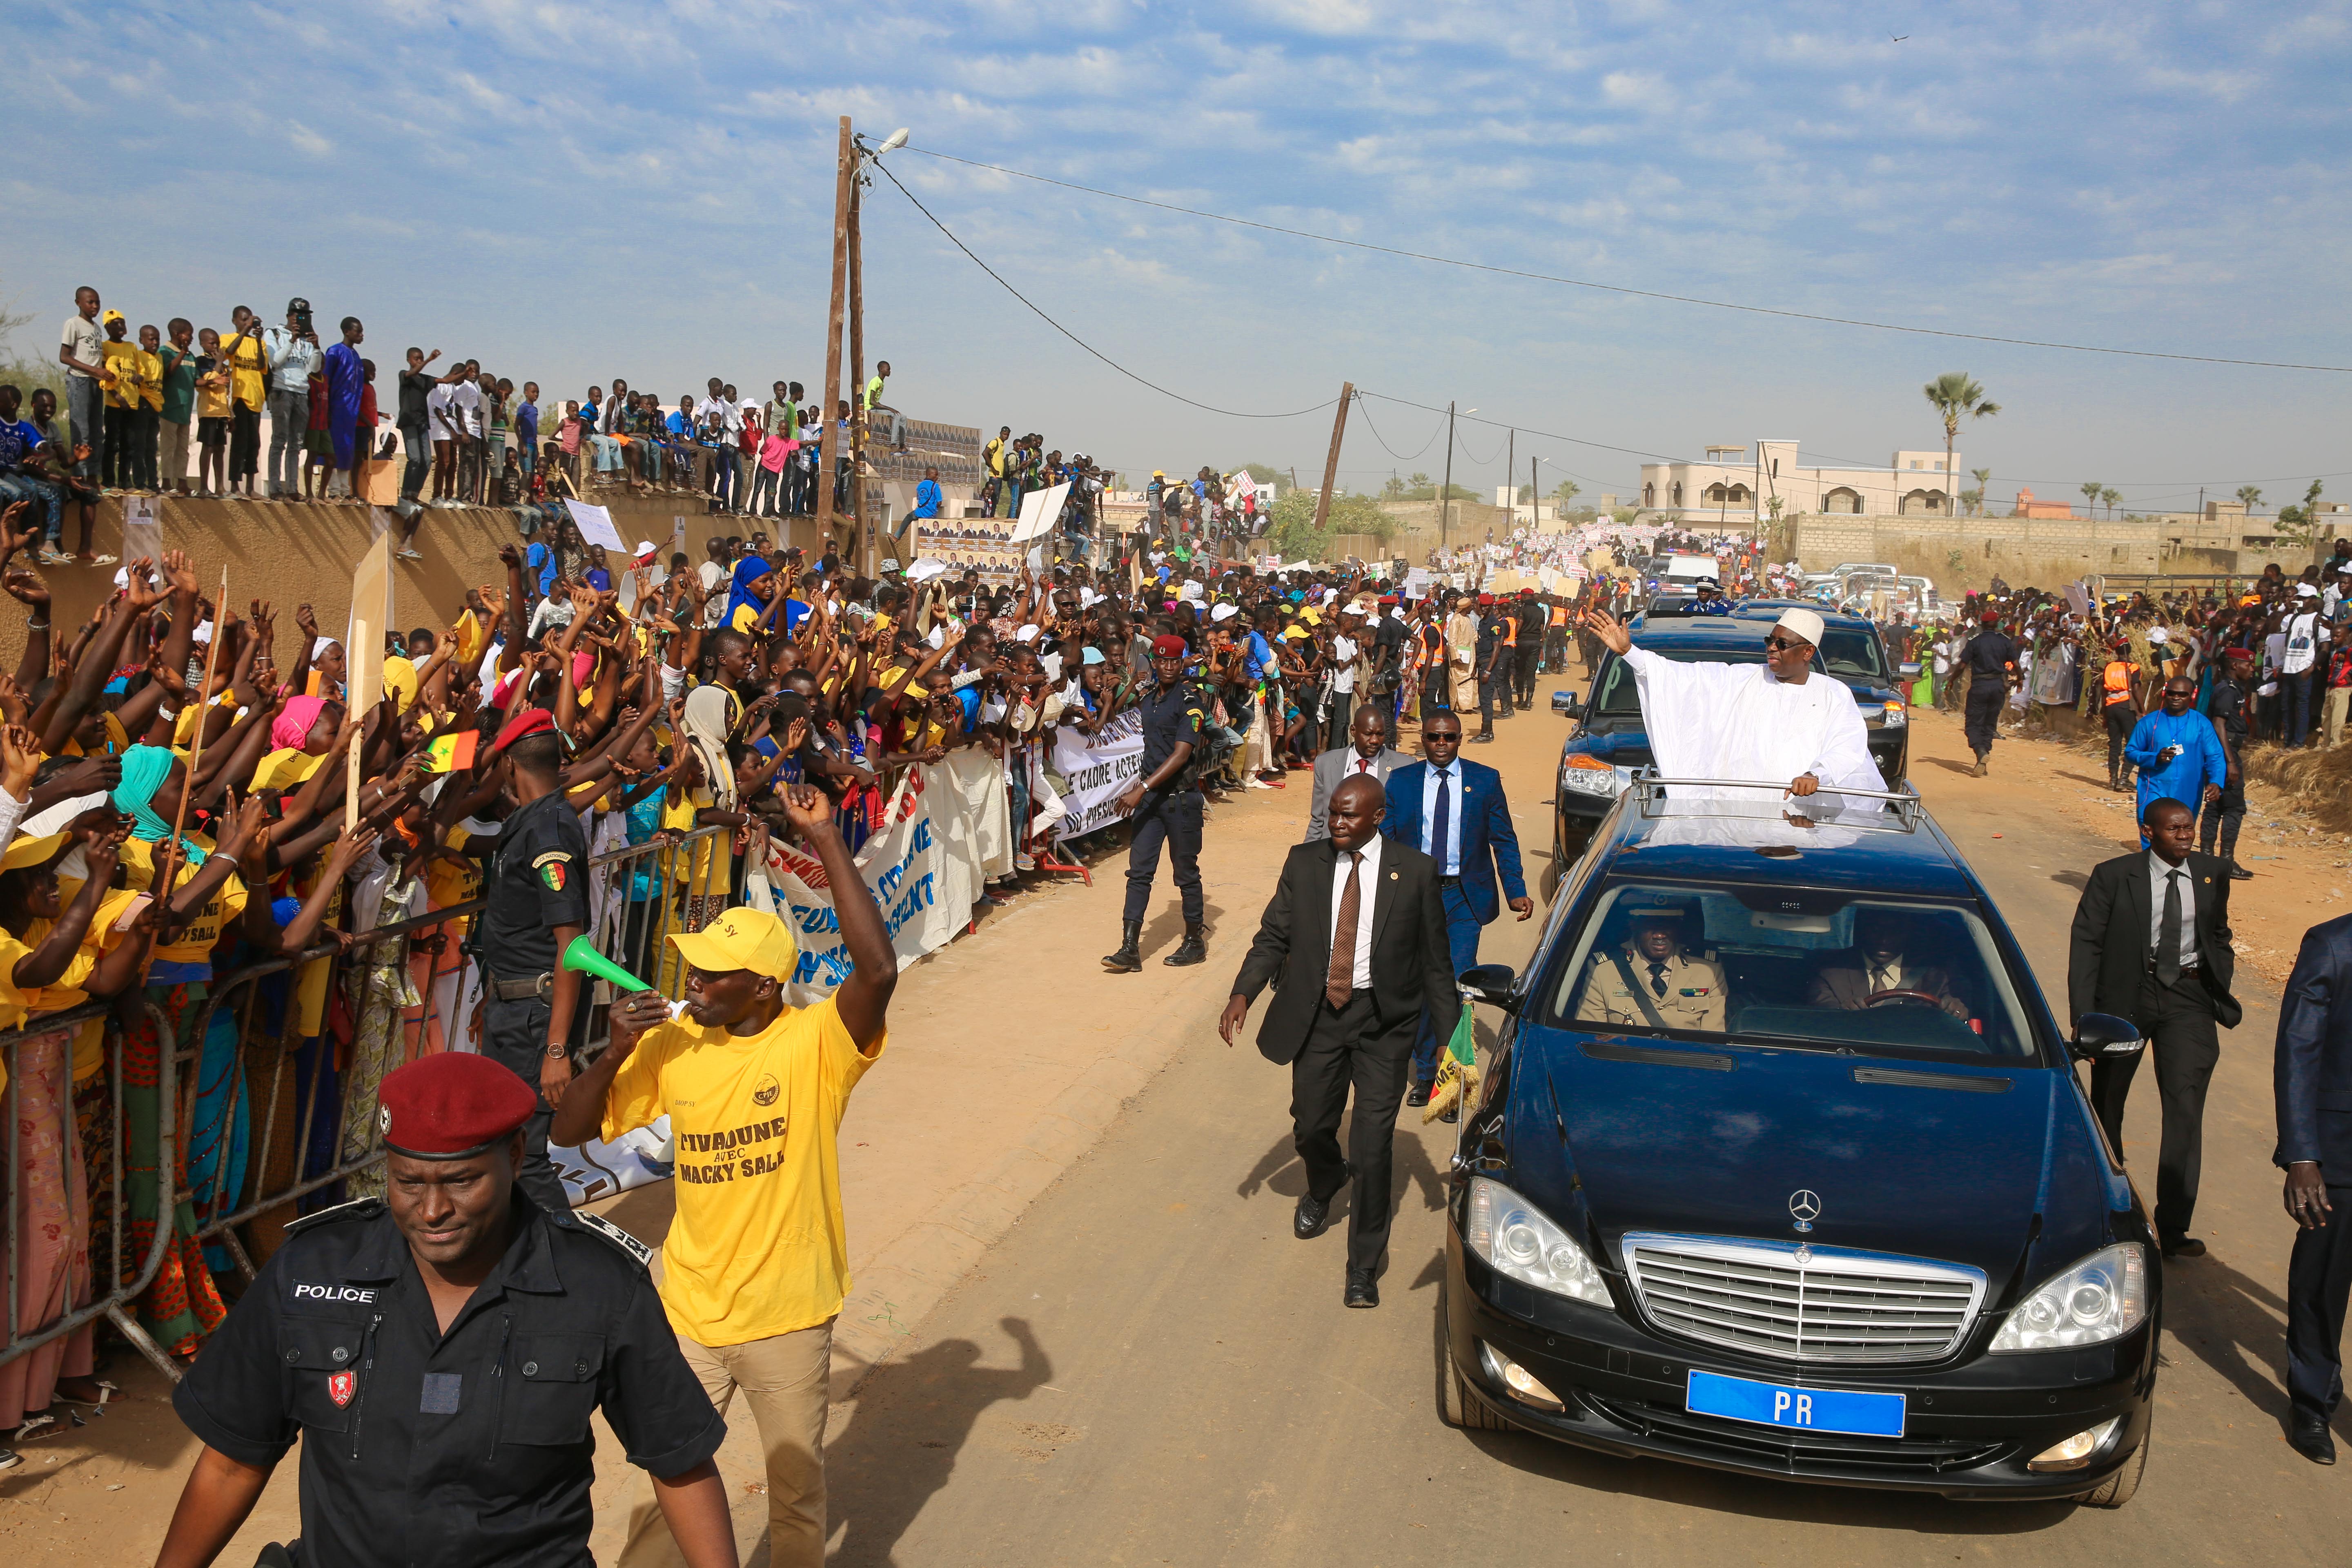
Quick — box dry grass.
[2243,741,2352,835]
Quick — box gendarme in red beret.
[1150,633,1188,657]
[490,707,555,755]
[1477,592,1496,606]
[378,1053,537,1159]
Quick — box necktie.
[1356,757,1372,774]
[1647,960,1669,998]
[1327,851,1362,1010]
[1871,962,1895,993]
[2157,870,2183,987]
[1431,768,1452,874]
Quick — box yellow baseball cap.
[667,905,800,981]
[1,832,68,871]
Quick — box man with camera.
[261,297,323,501]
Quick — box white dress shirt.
[1328,834,1383,992]
[2147,851,2200,968]
[1419,762,1465,875]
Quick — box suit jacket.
[1809,954,1967,1017]
[1379,758,1527,925]
[2273,912,2352,1174]
[2066,849,2241,1031]
[1305,744,1416,842]
[1229,837,1463,1065]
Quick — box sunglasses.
[1763,635,1811,653]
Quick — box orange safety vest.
[1549,606,1570,627]
[2102,660,2136,707]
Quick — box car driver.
[1806,907,1969,1018]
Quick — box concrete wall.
[1771,510,2172,597]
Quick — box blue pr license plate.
[1685,1369,1906,1438]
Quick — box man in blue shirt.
[2126,674,2227,836]
[899,466,942,541]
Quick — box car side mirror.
[2070,1012,2144,1064]
[1460,964,1519,1010]
[1551,690,1581,717]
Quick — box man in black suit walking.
[1220,774,1461,1309]
[2273,910,2352,1464]
[2068,796,2243,1257]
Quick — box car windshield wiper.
[1729,1033,1858,1055]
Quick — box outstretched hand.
[1581,606,1632,656]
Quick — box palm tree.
[1970,468,1991,517]
[1552,478,1581,506]
[2236,484,2263,514]
[2100,486,2120,519]
[2080,481,2102,518]
[1922,372,1999,514]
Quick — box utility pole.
[1532,456,1540,535]
[1439,400,1456,548]
[1506,428,1515,530]
[1312,382,1354,535]
[817,116,853,549]
[849,153,872,575]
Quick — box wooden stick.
[159,566,230,878]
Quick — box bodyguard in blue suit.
[2273,911,2352,1465]
[2125,674,2226,835]
[1381,710,1532,1109]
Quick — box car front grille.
[1620,1233,1984,1366]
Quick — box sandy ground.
[11,664,2352,1563]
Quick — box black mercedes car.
[1439,784,2155,1504]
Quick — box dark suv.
[1438,785,2155,1504]
[1550,604,1909,869]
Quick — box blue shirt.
[2125,707,2227,823]
[0,418,43,470]
[516,401,539,449]
[911,478,942,519]
[1419,762,1465,875]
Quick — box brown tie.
[1327,851,1362,1010]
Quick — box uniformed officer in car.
[471,707,591,1212]
[1575,900,1728,1031]
[1103,633,1209,974]
[154,1053,739,1568]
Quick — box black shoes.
[2230,864,2254,881]
[1163,922,1206,966]
[1295,1190,1333,1239]
[1468,732,1496,744]
[1344,1270,1379,1308]
[1437,1100,1459,1125]
[2160,1236,2206,1258]
[2290,1410,2338,1465]
[1405,1082,1432,1108]
[1102,921,1143,973]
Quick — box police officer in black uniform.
[1471,593,1512,743]
[156,1053,737,1568]
[1510,588,1544,708]
[1103,633,1207,973]
[469,708,591,1213]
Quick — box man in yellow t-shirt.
[551,784,897,1568]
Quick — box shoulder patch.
[572,1210,655,1272]
[283,1197,387,1236]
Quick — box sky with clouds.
[5,0,2347,515]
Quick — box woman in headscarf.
[724,555,778,635]
[250,693,341,791]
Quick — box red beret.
[1519,588,1537,597]
[1477,593,1496,606]
[1378,595,1399,606]
[1151,634,1188,657]
[378,1053,537,1160]
[491,707,555,754]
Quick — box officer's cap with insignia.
[378,1052,537,1160]
[1622,896,1695,924]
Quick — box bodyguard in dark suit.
[2273,911,2352,1464]
[1221,775,1462,1309]
[1379,710,1531,1104]
[2067,796,2242,1256]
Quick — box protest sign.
[564,499,627,553]
[1009,481,1072,543]
[121,495,162,567]
[345,530,391,830]
[1048,709,1147,842]
[757,771,974,998]
[548,1119,674,1207]
[913,518,1024,583]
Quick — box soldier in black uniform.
[469,708,592,1213]
[1103,633,1207,973]
[1510,588,1544,708]
[1470,593,1512,744]
[156,1053,737,1568]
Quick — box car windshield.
[1542,880,2039,1062]
[1590,632,1887,717]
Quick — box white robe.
[1625,644,1885,817]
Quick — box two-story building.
[1637,441,1961,521]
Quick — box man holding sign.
[551,784,897,1568]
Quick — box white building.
[1638,441,1962,523]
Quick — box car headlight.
[1880,701,1907,728]
[1559,755,1619,797]
[1989,1244,2149,1352]
[1464,1177,1611,1307]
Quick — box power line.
[902,145,2352,375]
[868,157,1338,421]
[1352,398,1443,461]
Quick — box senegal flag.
[1421,1006,1480,1125]
[423,730,478,774]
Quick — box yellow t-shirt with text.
[600,996,882,1345]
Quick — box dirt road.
[13,665,2351,1564]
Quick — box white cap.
[1209,603,1238,622]
[634,539,658,560]
[2147,626,2169,643]
[1013,623,1040,643]
[1773,606,1826,647]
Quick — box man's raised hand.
[1581,605,1632,655]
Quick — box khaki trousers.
[2325,685,2350,750]
[159,417,192,490]
[618,1318,833,1568]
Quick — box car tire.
[2074,1421,2148,1509]
[1437,1280,1510,1432]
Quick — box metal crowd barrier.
[0,823,734,1384]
